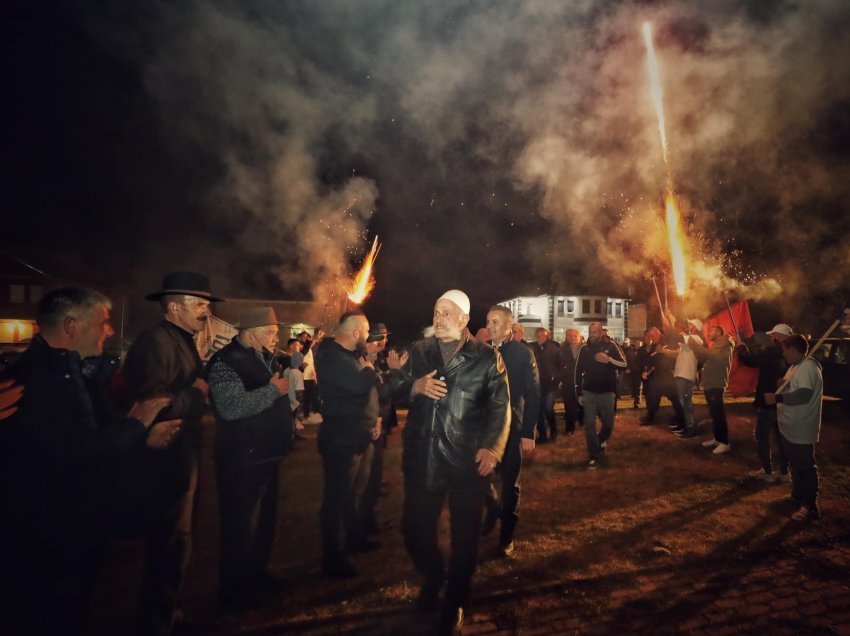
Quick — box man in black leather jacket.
[388,290,509,635]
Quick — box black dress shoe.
[438,606,463,635]
[345,538,382,554]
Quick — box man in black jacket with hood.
[388,289,509,635]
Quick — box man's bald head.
[337,311,370,354]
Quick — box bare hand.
[577,395,584,406]
[414,370,447,400]
[269,373,290,395]
[520,437,535,454]
[128,397,172,428]
[387,350,409,370]
[371,417,382,441]
[641,372,649,380]
[764,392,777,406]
[192,378,210,399]
[0,379,24,421]
[476,448,499,476]
[145,419,183,449]
[594,352,610,364]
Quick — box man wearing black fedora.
[123,272,221,635]
[206,307,293,608]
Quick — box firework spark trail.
[643,22,671,190]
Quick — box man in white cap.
[205,307,293,607]
[388,290,509,635]
[737,323,793,482]
[666,313,704,439]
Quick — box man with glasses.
[124,272,222,635]
[206,307,293,607]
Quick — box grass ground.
[90,393,850,635]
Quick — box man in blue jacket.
[0,287,180,636]
[481,305,540,558]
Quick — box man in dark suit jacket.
[481,305,540,558]
[0,287,180,636]
[123,272,220,636]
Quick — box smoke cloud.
[83,0,850,332]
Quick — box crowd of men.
[0,273,832,635]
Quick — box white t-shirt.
[674,334,703,382]
[777,357,823,444]
[303,348,316,382]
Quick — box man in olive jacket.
[123,272,219,635]
[388,290,509,635]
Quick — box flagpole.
[723,291,742,343]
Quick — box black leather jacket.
[389,336,510,492]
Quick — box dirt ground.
[90,394,850,635]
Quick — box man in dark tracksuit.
[360,322,394,535]
[560,328,583,434]
[737,324,792,480]
[123,272,218,635]
[575,322,627,469]
[206,307,294,606]
[531,328,561,443]
[313,312,381,578]
[388,290,509,635]
[639,327,685,426]
[482,306,540,557]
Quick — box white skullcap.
[687,318,704,331]
[436,289,471,315]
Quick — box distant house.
[496,293,642,343]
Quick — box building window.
[582,299,590,314]
[567,299,575,313]
[29,285,44,303]
[557,300,565,316]
[615,301,622,317]
[594,299,603,314]
[527,303,532,315]
[10,284,25,304]
[607,300,613,315]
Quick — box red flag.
[702,300,758,397]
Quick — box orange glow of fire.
[347,236,381,304]
[664,193,687,296]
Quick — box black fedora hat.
[367,322,390,342]
[145,272,224,302]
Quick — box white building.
[497,294,631,343]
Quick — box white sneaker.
[702,439,719,448]
[712,443,731,455]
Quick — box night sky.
[5,1,850,339]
